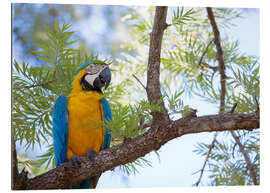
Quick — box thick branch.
[25,113,259,189]
[146,6,169,122]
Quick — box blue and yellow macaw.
[52,60,112,189]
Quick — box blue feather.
[101,97,112,150]
[52,95,69,167]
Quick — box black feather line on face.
[80,74,102,94]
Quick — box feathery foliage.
[12,21,161,177]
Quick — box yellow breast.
[67,91,104,159]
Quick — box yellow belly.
[67,91,104,160]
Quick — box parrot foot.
[70,155,81,168]
[86,150,96,163]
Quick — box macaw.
[52,60,112,189]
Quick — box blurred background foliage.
[12,4,259,187]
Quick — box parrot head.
[72,60,111,94]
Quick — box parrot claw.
[86,150,96,163]
[70,155,81,168]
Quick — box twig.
[232,142,237,159]
[13,79,56,90]
[200,62,218,72]
[132,74,146,90]
[194,132,217,186]
[229,131,258,185]
[229,103,238,114]
[206,7,226,114]
[198,40,214,67]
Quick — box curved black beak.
[99,66,111,89]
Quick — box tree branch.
[198,40,218,72]
[132,74,146,90]
[12,136,28,189]
[194,132,217,186]
[195,8,226,186]
[12,136,19,189]
[230,131,258,185]
[146,6,170,123]
[13,79,56,90]
[24,113,259,189]
[206,7,226,113]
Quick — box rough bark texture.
[146,6,170,124]
[13,6,260,190]
[12,137,28,190]
[12,137,19,190]
[24,113,259,189]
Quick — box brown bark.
[206,7,226,113]
[146,6,170,124]
[12,137,28,190]
[24,113,259,189]
[11,137,19,189]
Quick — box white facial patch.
[84,74,98,87]
[84,64,107,86]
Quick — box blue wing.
[101,98,112,149]
[52,95,69,167]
